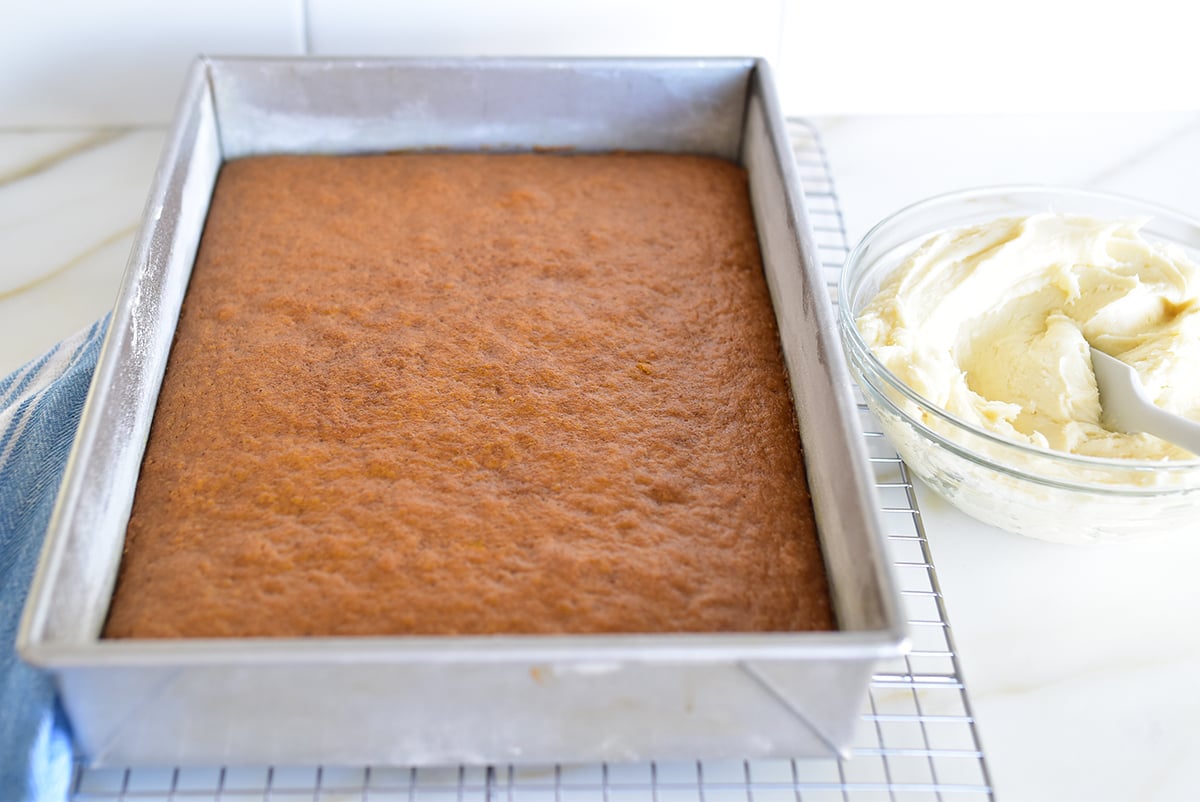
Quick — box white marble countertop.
[5,113,1200,801]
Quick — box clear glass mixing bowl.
[838,186,1200,543]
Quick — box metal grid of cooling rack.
[70,119,993,802]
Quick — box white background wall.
[2,0,1198,127]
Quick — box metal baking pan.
[18,56,907,767]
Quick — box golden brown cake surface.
[102,152,834,638]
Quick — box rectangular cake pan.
[18,56,907,767]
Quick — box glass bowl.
[838,186,1200,543]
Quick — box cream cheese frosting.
[857,213,1200,460]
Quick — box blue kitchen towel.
[0,317,109,802]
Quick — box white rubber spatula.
[1091,347,1200,456]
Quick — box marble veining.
[0,128,163,373]
[0,129,128,187]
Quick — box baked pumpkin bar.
[102,152,833,638]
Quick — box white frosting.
[857,214,1200,460]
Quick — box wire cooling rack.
[71,119,993,802]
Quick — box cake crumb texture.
[102,152,834,638]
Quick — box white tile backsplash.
[0,0,304,126]
[1,0,1198,126]
[777,0,1200,114]
[306,0,783,59]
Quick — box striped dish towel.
[0,318,108,802]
